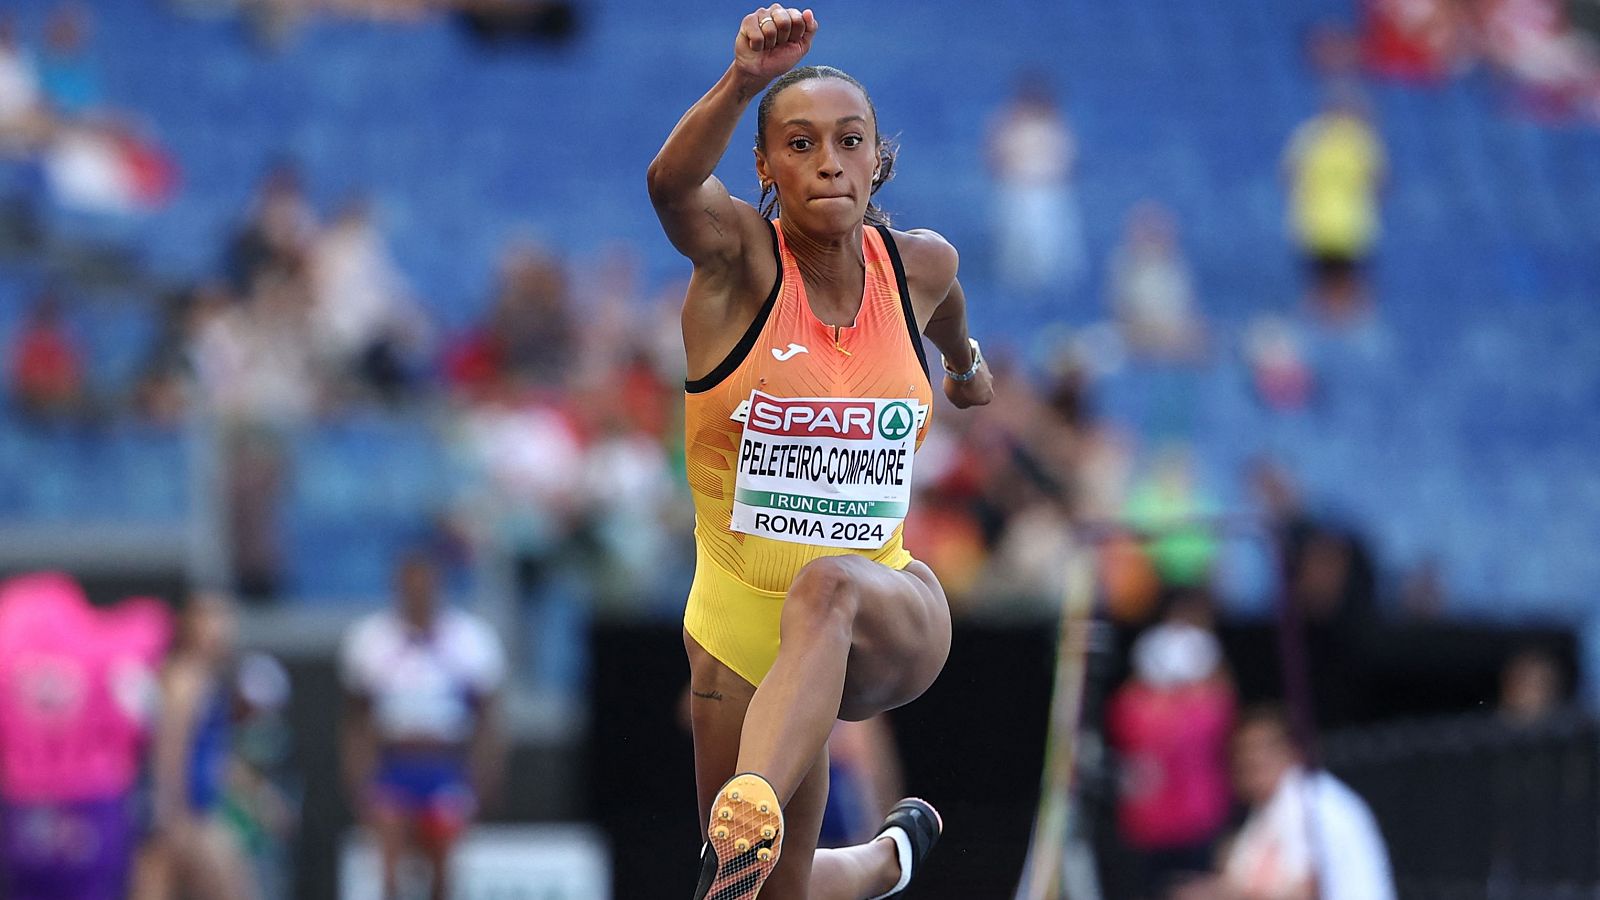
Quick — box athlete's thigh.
[685,630,758,829]
[756,748,829,900]
[832,558,952,717]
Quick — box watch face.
[944,340,980,380]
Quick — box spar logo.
[747,395,876,439]
[878,402,914,441]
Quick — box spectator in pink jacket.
[1107,592,1237,899]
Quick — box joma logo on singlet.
[748,398,875,439]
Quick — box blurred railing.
[1326,711,1600,900]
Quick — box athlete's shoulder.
[886,227,959,293]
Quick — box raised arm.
[646,6,817,269]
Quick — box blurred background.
[0,0,1597,897]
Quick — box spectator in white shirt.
[0,15,49,154]
[1212,706,1396,900]
[340,552,506,900]
[309,200,432,401]
[985,70,1087,296]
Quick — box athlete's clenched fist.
[734,5,817,85]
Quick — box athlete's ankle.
[871,833,903,886]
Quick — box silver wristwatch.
[942,337,983,383]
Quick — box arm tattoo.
[705,207,725,236]
[691,689,725,701]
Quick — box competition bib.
[730,390,926,549]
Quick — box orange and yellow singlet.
[682,220,933,685]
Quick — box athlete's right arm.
[646,6,816,271]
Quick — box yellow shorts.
[683,542,913,686]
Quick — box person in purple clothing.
[0,573,171,900]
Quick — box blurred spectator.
[1241,312,1305,409]
[308,199,432,403]
[1306,20,1366,87]
[191,271,319,599]
[963,363,1081,609]
[225,164,316,296]
[323,0,433,20]
[38,4,102,117]
[143,592,258,900]
[340,553,506,900]
[1217,706,1395,900]
[43,120,178,215]
[1100,531,1164,626]
[1125,446,1219,595]
[1480,0,1600,122]
[1361,0,1469,82]
[234,0,313,50]
[1254,459,1379,728]
[0,14,48,154]
[454,0,580,46]
[902,423,992,603]
[134,282,231,425]
[7,291,87,422]
[986,71,1086,296]
[1107,593,1236,899]
[1487,643,1575,891]
[0,573,172,900]
[448,383,597,682]
[1108,201,1206,363]
[1243,315,1313,412]
[445,237,574,396]
[570,242,653,386]
[575,382,679,601]
[1282,89,1386,323]
[450,384,586,559]
[819,717,905,849]
[1397,555,1446,619]
[225,651,296,900]
[1498,644,1566,726]
[192,270,320,422]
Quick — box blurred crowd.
[1096,587,1576,900]
[1361,0,1600,120]
[0,554,523,900]
[167,0,580,51]
[1,2,1420,624]
[0,5,177,221]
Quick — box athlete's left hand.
[944,364,993,409]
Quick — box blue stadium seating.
[0,0,1596,611]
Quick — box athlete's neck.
[781,219,866,326]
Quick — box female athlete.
[647,7,993,899]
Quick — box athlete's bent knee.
[784,556,862,631]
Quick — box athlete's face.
[757,78,879,234]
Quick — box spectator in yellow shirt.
[1283,91,1387,322]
